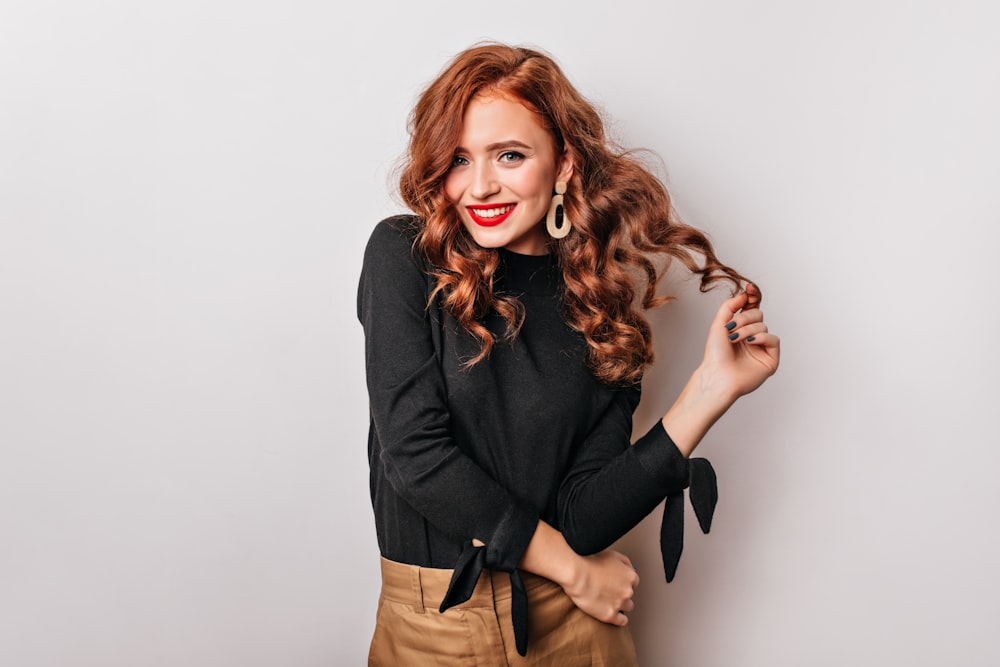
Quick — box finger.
[621,599,635,614]
[622,559,640,587]
[714,291,750,327]
[745,332,781,351]
[724,309,763,332]
[605,607,629,626]
[743,282,762,311]
[744,333,781,370]
[728,322,769,343]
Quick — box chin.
[461,225,505,249]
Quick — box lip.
[466,203,517,227]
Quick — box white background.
[3,1,999,665]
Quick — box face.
[444,94,573,255]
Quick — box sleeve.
[357,218,539,574]
[556,386,718,582]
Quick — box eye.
[451,154,469,167]
[498,151,525,163]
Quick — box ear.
[555,150,574,185]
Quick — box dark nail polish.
[747,336,756,343]
[725,321,737,331]
[728,332,739,341]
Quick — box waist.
[378,556,554,610]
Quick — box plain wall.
[2,1,998,665]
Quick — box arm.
[558,284,780,555]
[359,218,538,572]
[661,283,780,455]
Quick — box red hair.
[399,43,750,385]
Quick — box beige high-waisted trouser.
[368,557,639,667]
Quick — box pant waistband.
[378,556,550,613]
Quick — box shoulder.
[620,383,642,413]
[358,215,434,321]
[365,214,422,255]
[362,214,427,273]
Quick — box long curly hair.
[399,43,751,386]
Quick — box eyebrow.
[454,140,533,153]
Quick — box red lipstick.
[467,203,516,227]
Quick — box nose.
[470,161,500,200]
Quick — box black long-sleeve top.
[357,216,715,654]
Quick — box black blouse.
[357,216,717,655]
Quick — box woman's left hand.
[697,283,780,403]
[660,283,780,457]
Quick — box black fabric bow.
[661,457,718,582]
[439,544,531,656]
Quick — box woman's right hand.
[562,549,640,626]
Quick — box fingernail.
[747,336,756,342]
[728,332,739,341]
[725,321,737,331]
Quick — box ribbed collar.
[496,248,559,296]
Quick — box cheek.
[514,165,554,200]
[443,173,463,204]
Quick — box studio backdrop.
[2,1,998,665]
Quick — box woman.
[358,43,779,665]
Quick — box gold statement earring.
[546,181,572,239]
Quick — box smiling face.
[444,94,573,255]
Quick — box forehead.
[458,93,553,146]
